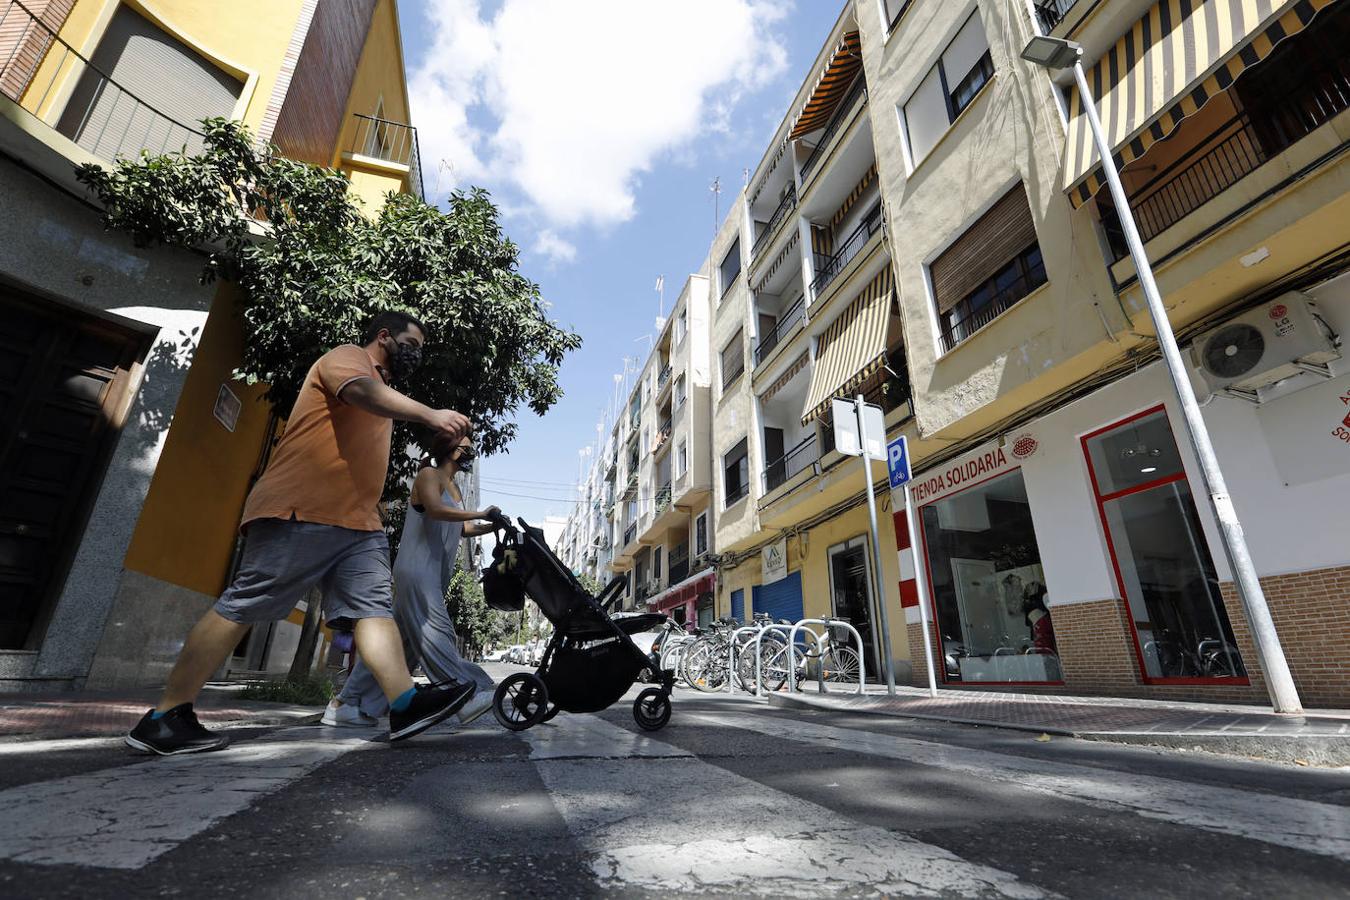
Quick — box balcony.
[346,113,425,199]
[623,523,637,548]
[810,202,883,300]
[762,433,820,495]
[1033,0,1079,33]
[0,0,204,163]
[800,75,868,182]
[754,294,806,367]
[622,472,638,498]
[654,482,672,515]
[750,184,797,261]
[653,417,673,456]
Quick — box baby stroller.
[481,516,675,731]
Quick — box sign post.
[833,397,895,694]
[888,435,938,697]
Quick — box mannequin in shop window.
[1021,583,1057,656]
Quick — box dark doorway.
[0,286,146,649]
[828,536,880,677]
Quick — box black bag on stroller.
[480,516,674,730]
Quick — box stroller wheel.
[493,673,550,731]
[542,704,560,723]
[632,688,671,732]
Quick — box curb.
[765,692,1350,766]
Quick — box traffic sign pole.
[902,480,938,697]
[855,395,896,695]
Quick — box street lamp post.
[1021,36,1303,714]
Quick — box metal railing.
[654,482,672,515]
[754,294,806,366]
[1032,0,1079,33]
[800,75,868,181]
[623,524,637,547]
[750,184,797,259]
[1,0,203,162]
[939,263,1045,352]
[349,113,425,199]
[810,202,884,299]
[656,364,672,391]
[762,433,819,493]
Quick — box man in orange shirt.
[127,311,477,754]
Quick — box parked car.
[529,641,546,665]
[507,644,526,664]
[483,649,508,662]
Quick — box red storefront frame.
[648,570,716,627]
[1078,404,1251,687]
[916,465,1064,687]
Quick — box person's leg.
[333,656,388,720]
[352,617,413,701]
[157,611,251,711]
[414,592,495,693]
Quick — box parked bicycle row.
[648,613,867,697]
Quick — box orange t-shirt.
[241,345,393,533]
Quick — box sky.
[398,0,847,529]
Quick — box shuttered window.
[0,0,76,102]
[901,11,992,168]
[723,438,749,507]
[721,329,745,390]
[930,184,1039,315]
[55,5,242,160]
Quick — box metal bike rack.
[787,618,867,696]
[748,624,803,700]
[727,624,768,695]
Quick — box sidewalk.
[766,684,1350,766]
[0,682,322,741]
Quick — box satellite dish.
[1202,324,1265,379]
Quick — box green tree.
[445,565,496,659]
[75,119,581,494]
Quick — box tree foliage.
[445,565,511,657]
[75,119,580,495]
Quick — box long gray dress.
[337,488,495,718]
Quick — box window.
[882,0,913,32]
[674,308,687,345]
[920,469,1061,683]
[720,239,742,297]
[1083,409,1246,682]
[676,440,688,478]
[653,547,663,584]
[723,438,749,507]
[930,184,1044,350]
[901,12,993,167]
[695,512,709,556]
[721,330,745,390]
[675,374,687,409]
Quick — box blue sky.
[398,0,845,527]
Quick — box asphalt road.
[0,664,1346,898]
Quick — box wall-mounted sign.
[762,537,787,584]
[213,384,241,432]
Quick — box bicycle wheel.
[758,640,795,693]
[684,639,727,693]
[820,646,861,686]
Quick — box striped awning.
[1063,0,1336,207]
[761,352,809,404]
[789,30,862,140]
[801,266,893,425]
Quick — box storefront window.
[1084,409,1246,681]
[920,470,1061,683]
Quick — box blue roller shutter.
[752,571,803,624]
[730,589,744,623]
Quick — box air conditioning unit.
[1190,293,1340,402]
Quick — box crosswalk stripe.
[0,727,373,869]
[691,711,1350,861]
[524,716,1049,898]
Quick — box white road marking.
[525,716,1049,898]
[0,727,373,869]
[692,711,1350,861]
[0,736,126,755]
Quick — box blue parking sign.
[887,436,911,490]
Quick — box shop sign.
[762,538,788,584]
[911,441,1016,504]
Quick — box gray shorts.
[213,518,394,625]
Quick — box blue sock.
[150,710,166,720]
[390,687,417,712]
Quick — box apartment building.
[568,0,1350,707]
[0,0,426,690]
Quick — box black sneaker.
[389,683,474,742]
[125,703,230,756]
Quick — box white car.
[507,644,526,664]
[484,649,508,662]
[530,641,547,665]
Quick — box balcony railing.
[656,364,672,392]
[800,75,868,181]
[722,355,745,390]
[810,202,884,299]
[623,524,637,547]
[751,184,798,259]
[1,0,203,163]
[762,433,820,494]
[623,472,638,497]
[754,294,806,366]
[655,482,672,515]
[655,417,673,448]
[349,113,425,199]
[1032,0,1079,33]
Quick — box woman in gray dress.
[324,433,500,727]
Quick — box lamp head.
[1021,35,1083,70]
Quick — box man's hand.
[425,408,471,440]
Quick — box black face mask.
[455,446,477,474]
[385,338,422,380]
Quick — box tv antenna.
[710,176,722,234]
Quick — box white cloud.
[408,0,791,253]
[532,229,577,264]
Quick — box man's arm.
[339,377,469,438]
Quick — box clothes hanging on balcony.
[1063,0,1338,207]
[790,30,863,139]
[801,265,894,425]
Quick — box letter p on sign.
[887,436,911,490]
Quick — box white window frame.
[898,9,993,173]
